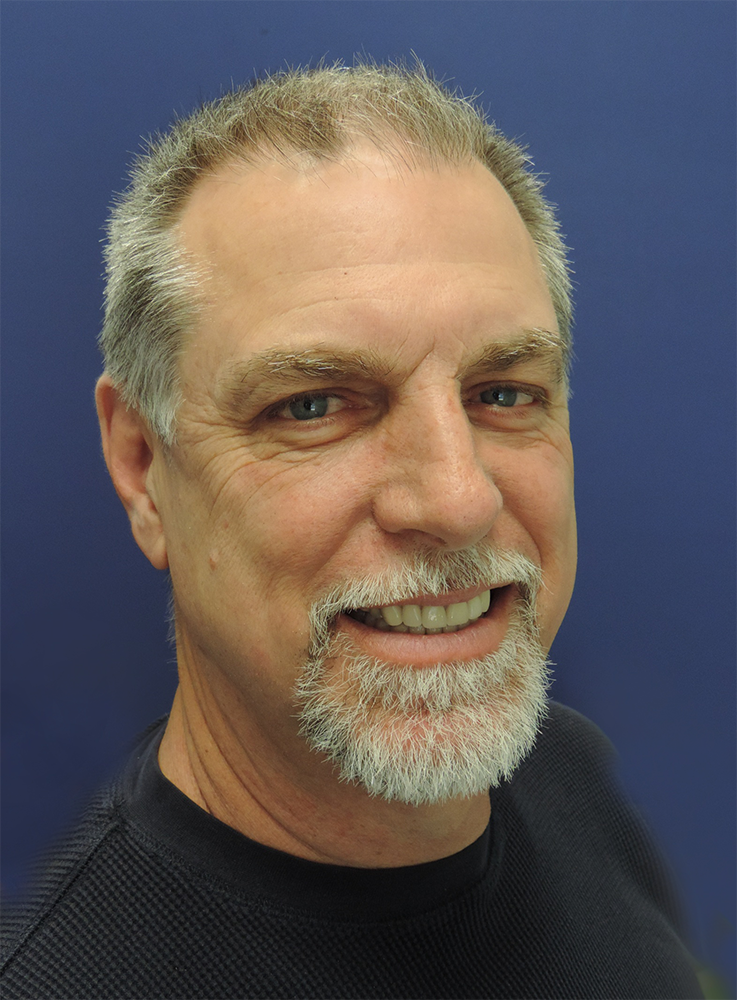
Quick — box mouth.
[332,583,522,668]
[345,586,502,636]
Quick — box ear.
[95,374,169,570]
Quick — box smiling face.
[147,147,577,801]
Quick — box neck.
[158,665,491,869]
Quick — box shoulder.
[1,781,122,974]
[525,699,617,785]
[0,721,166,994]
[500,700,685,928]
[505,700,641,843]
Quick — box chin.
[295,614,551,807]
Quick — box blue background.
[2,0,734,987]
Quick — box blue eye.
[287,395,330,420]
[480,387,521,407]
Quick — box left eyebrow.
[461,328,568,385]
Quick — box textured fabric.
[1,703,702,999]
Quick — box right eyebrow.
[215,347,398,418]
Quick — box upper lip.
[358,583,512,609]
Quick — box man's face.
[150,147,577,798]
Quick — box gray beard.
[294,547,551,806]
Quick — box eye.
[479,386,535,408]
[275,394,344,421]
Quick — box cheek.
[538,500,577,647]
[495,448,577,643]
[163,453,372,704]
[209,451,371,602]
[208,455,376,688]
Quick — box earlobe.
[95,375,169,571]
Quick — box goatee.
[294,547,551,806]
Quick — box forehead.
[175,147,559,375]
[180,146,544,278]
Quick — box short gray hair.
[100,61,573,445]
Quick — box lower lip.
[337,586,517,668]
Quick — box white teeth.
[381,605,403,627]
[357,590,493,635]
[446,602,470,627]
[401,605,423,628]
[467,595,484,621]
[421,606,446,629]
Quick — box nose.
[372,392,503,550]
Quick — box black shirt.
[1,703,702,999]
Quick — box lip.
[338,584,518,668]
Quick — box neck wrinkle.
[159,643,491,869]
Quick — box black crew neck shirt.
[1,703,702,999]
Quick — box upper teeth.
[362,590,491,630]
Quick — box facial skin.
[97,145,577,867]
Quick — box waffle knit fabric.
[1,703,702,999]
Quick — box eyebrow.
[463,328,568,383]
[216,348,398,418]
[215,328,567,417]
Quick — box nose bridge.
[375,385,503,548]
[412,389,477,480]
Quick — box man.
[1,62,701,999]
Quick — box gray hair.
[100,60,573,445]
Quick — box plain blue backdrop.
[2,0,735,987]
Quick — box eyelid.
[267,390,347,420]
[468,380,550,406]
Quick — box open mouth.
[345,587,503,636]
